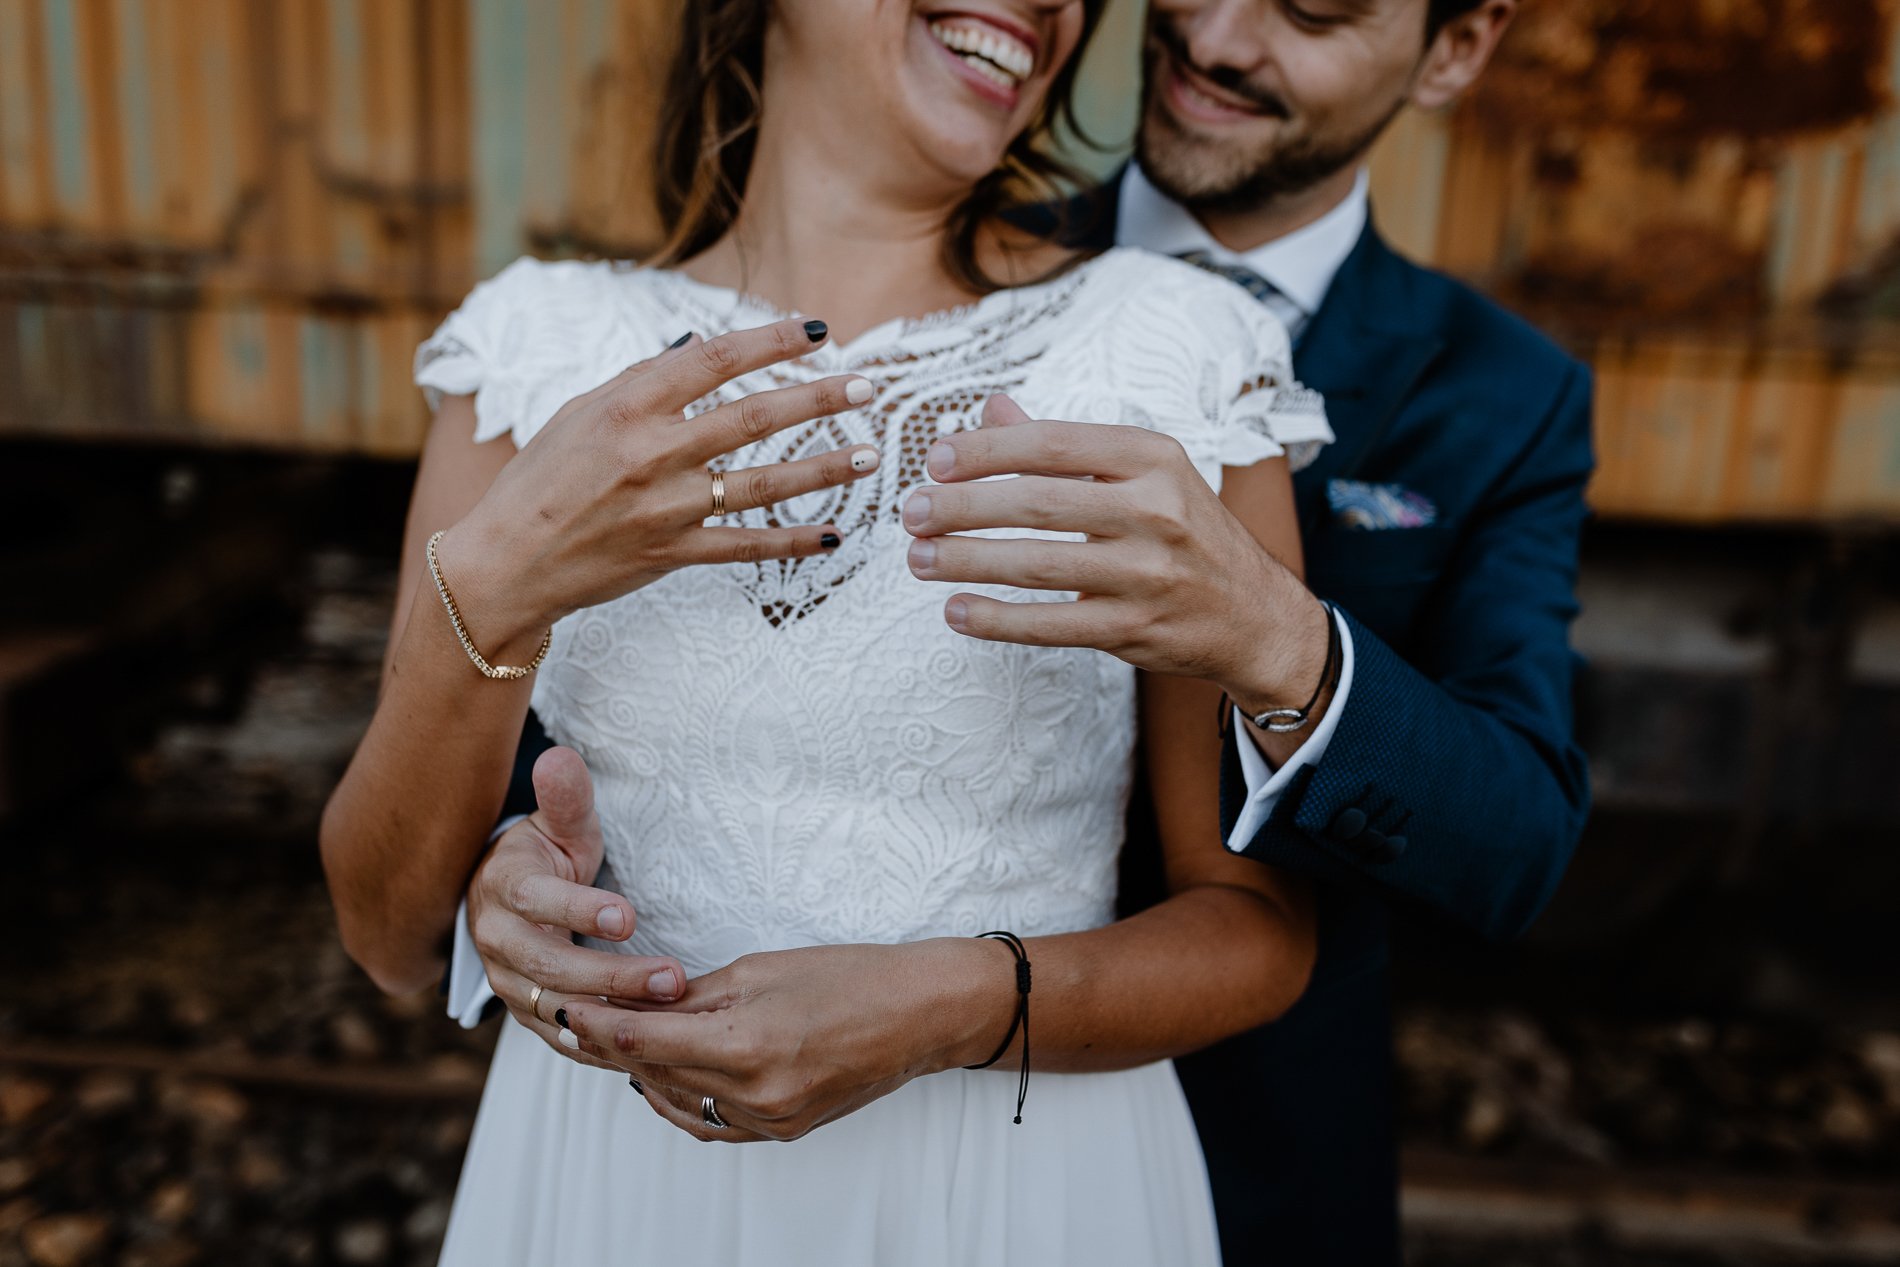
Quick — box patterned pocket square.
[1327,480,1437,530]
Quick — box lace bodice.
[417,249,1330,974]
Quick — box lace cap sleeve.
[414,256,606,447]
[1200,277,1333,475]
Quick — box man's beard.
[1136,32,1403,217]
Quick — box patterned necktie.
[1174,249,1309,344]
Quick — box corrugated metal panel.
[0,0,679,454]
[2,0,1897,522]
[1369,0,1900,521]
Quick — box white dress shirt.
[1115,163,1368,344]
[1118,163,1368,852]
[447,168,1374,1024]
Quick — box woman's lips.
[923,14,1028,109]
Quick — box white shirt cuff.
[446,813,526,1028]
[1225,610,1356,852]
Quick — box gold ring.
[709,469,726,518]
[528,983,545,1018]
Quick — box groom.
[452,1,1589,1263]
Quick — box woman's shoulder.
[415,256,678,446]
[1081,248,1290,342]
[1024,247,1328,481]
[423,256,685,368]
[1024,248,1288,377]
[453,254,657,325]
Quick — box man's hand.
[467,747,687,1069]
[558,938,1011,1142]
[901,395,1331,729]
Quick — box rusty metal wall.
[2,0,1898,521]
[1368,0,1900,522]
[0,0,674,457]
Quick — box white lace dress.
[416,248,1330,1267]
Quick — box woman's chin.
[930,134,1012,186]
[902,83,1051,181]
[885,100,1016,189]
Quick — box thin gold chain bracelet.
[426,530,552,680]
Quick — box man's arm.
[453,744,686,1059]
[1223,608,1355,851]
[442,710,559,1025]
[1237,365,1594,939]
[908,378,1593,943]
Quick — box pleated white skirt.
[438,1018,1223,1266]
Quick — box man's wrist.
[1221,582,1333,722]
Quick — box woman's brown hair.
[651,0,1110,294]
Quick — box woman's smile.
[920,8,1044,108]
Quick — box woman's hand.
[436,320,881,660]
[559,939,1016,1142]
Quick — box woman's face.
[766,1,1089,194]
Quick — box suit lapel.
[1065,178,1122,251]
[1290,223,1446,533]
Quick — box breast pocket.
[1303,523,1455,643]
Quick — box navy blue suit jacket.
[1089,186,1593,1264]
[492,186,1593,1267]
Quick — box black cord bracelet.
[963,930,1031,1124]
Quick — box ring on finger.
[527,983,545,1019]
[702,1095,729,1130]
[709,469,727,518]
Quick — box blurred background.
[1,1,1898,1264]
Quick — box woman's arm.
[320,398,533,995]
[320,323,881,995]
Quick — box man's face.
[1138,0,1434,213]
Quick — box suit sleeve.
[1231,363,1594,941]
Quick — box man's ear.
[1410,0,1518,112]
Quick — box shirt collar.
[1115,163,1370,318]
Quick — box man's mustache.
[1148,20,1293,120]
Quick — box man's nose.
[1178,0,1275,77]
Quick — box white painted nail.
[558,1028,580,1050]
[850,448,880,473]
[845,377,875,406]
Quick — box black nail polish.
[820,532,841,550]
[555,1007,569,1029]
[668,331,693,349]
[803,320,828,343]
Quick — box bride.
[321,0,1332,1262]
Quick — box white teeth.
[927,19,1034,84]
[1184,83,1222,110]
[961,51,1016,89]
